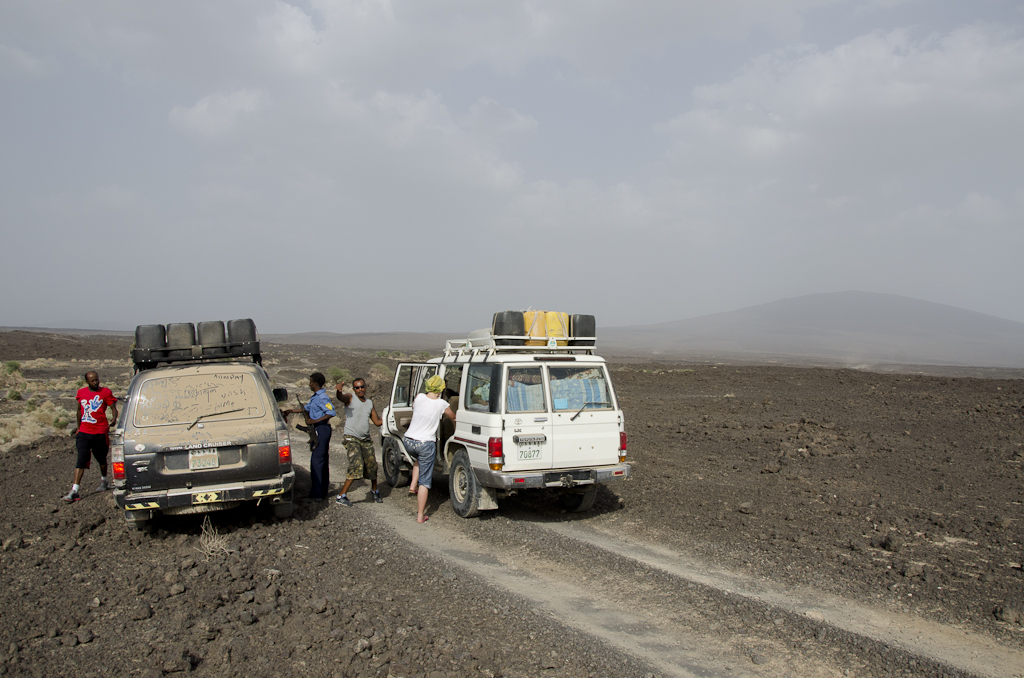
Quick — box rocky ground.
[0,330,1022,677]
[609,364,1023,643]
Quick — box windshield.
[548,366,613,412]
[133,372,267,427]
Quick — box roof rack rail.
[131,319,262,372]
[442,333,596,359]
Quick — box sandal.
[417,515,429,523]
[408,488,418,495]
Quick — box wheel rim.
[453,464,468,503]
[383,441,396,477]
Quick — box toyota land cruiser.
[380,313,630,517]
[111,320,295,528]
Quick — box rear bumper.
[114,470,295,511]
[474,463,630,490]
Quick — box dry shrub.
[0,370,26,390]
[195,516,230,560]
[0,400,76,446]
[327,367,352,385]
[370,363,393,382]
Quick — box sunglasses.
[353,385,366,389]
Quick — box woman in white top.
[404,374,457,523]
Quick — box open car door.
[386,363,438,437]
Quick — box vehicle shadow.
[424,475,625,524]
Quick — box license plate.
[517,445,542,461]
[188,449,219,470]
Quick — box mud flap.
[478,485,499,511]
[125,509,153,523]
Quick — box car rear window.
[548,366,613,412]
[133,372,267,427]
[506,366,546,413]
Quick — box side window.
[465,364,501,413]
[506,367,546,413]
[392,364,438,407]
[442,365,463,399]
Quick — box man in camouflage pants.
[334,378,384,506]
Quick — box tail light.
[618,431,627,463]
[277,430,291,465]
[487,437,503,471]
[111,443,125,480]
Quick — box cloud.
[3,2,1024,331]
[459,97,538,145]
[0,44,49,77]
[169,89,270,140]
[656,23,1024,218]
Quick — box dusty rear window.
[506,367,546,413]
[548,366,613,412]
[133,372,267,427]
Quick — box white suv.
[380,330,630,517]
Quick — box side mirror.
[273,388,289,403]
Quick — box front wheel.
[448,450,481,518]
[558,485,598,513]
[382,437,411,488]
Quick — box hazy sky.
[2,1,1023,333]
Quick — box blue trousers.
[310,423,332,499]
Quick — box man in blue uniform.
[281,372,336,501]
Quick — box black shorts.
[75,432,109,469]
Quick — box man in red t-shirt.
[64,371,119,503]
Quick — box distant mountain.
[260,331,455,352]
[600,291,1024,368]
[6,292,1022,370]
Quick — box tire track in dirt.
[317,441,1024,678]
[541,522,1024,678]
[383,501,1024,677]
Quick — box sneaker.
[96,480,109,492]
[335,494,352,507]
[63,491,80,503]
[371,491,383,504]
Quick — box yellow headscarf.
[425,375,445,394]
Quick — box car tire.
[558,484,598,513]
[382,437,411,488]
[449,449,481,518]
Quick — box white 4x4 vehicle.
[380,329,630,517]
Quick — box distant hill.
[5,292,1023,371]
[260,331,455,352]
[600,291,1024,368]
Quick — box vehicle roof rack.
[442,332,596,359]
[131,320,262,372]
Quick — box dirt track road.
[317,444,1024,678]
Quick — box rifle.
[294,395,319,452]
